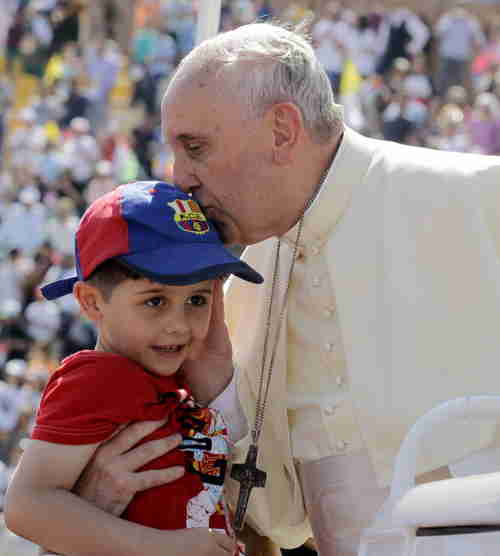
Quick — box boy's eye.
[145,297,164,308]
[187,294,207,307]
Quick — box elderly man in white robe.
[48,22,500,556]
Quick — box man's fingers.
[132,465,185,491]
[212,532,236,553]
[117,434,183,472]
[97,419,170,460]
[211,279,226,326]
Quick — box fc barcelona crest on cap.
[41,181,263,300]
[168,199,210,235]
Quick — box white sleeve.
[209,366,249,444]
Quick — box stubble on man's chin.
[194,198,233,244]
[210,217,230,243]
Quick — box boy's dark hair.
[86,259,145,300]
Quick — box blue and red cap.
[41,181,263,300]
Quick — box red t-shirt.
[32,351,231,532]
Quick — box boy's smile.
[85,278,215,378]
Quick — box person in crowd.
[350,13,385,79]
[84,38,122,132]
[0,76,13,162]
[0,358,28,462]
[131,115,157,178]
[467,91,500,155]
[24,286,62,360]
[5,181,263,556]
[381,90,417,142]
[0,185,47,256]
[0,251,25,307]
[84,160,116,204]
[376,7,429,76]
[403,54,434,103]
[59,78,90,128]
[61,116,100,193]
[0,299,31,366]
[312,1,348,94]
[0,359,28,463]
[428,104,471,153]
[435,6,485,97]
[67,22,500,556]
[5,6,28,75]
[48,0,83,57]
[7,108,47,173]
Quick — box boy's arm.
[5,439,234,556]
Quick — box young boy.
[4,181,263,556]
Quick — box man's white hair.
[174,22,343,144]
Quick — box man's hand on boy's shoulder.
[180,279,234,405]
[73,421,184,516]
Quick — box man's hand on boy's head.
[180,278,234,406]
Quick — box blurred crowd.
[311,1,500,152]
[0,0,499,510]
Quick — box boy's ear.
[73,281,103,322]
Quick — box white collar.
[281,126,379,248]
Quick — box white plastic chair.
[358,396,500,556]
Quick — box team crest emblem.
[168,199,210,234]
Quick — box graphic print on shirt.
[179,407,229,530]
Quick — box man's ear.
[269,102,303,165]
[73,281,103,323]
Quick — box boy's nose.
[162,308,190,336]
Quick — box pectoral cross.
[230,443,267,531]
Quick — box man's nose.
[173,159,197,194]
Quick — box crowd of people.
[0,0,499,521]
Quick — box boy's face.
[78,278,215,377]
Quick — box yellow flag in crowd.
[339,58,362,97]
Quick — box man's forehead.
[163,80,225,140]
[166,66,218,101]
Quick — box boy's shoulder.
[39,351,185,429]
[49,350,181,405]
[55,350,144,380]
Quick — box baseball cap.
[41,181,263,300]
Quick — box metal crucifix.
[230,444,267,531]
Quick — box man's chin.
[210,217,236,245]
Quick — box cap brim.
[40,244,263,300]
[119,243,263,286]
[41,276,78,300]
